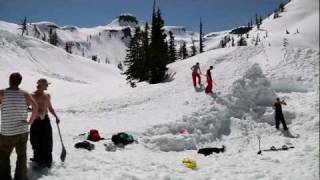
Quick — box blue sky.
[0,0,288,33]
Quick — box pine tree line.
[124,1,176,85]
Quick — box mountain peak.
[108,13,139,28]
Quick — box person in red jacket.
[205,66,214,93]
[191,62,202,87]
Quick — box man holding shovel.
[30,78,61,168]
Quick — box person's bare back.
[32,91,50,118]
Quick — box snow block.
[143,63,277,151]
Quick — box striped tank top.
[0,89,28,136]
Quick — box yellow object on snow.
[182,157,197,169]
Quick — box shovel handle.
[57,123,65,148]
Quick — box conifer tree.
[255,13,261,29]
[49,29,58,46]
[190,40,197,57]
[65,42,72,54]
[179,42,188,59]
[279,3,285,12]
[19,17,28,36]
[231,37,235,47]
[42,34,46,42]
[199,17,204,53]
[123,27,143,82]
[123,0,170,84]
[149,4,169,83]
[238,36,247,46]
[168,31,177,63]
[33,24,40,38]
[140,22,150,81]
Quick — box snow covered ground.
[0,0,319,179]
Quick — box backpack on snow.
[87,129,103,142]
[111,132,134,146]
[74,141,95,151]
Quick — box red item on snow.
[87,129,102,142]
[178,128,189,134]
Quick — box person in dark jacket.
[205,66,214,93]
[273,98,288,130]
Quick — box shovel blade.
[60,147,67,162]
[257,150,262,155]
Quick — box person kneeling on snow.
[273,98,288,131]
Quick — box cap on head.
[210,66,213,69]
[9,72,22,86]
[37,78,51,86]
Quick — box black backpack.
[74,141,95,151]
[111,132,134,146]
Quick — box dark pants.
[0,133,28,180]
[30,116,53,165]
[275,113,288,130]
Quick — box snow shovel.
[57,123,67,162]
[257,135,262,155]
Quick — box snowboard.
[262,145,294,152]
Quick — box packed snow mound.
[248,46,319,93]
[142,63,276,152]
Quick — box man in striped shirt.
[0,72,38,180]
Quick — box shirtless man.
[30,78,60,168]
[191,62,202,87]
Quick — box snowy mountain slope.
[0,29,126,108]
[0,14,202,67]
[0,15,133,66]
[0,0,319,179]
[249,0,319,50]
